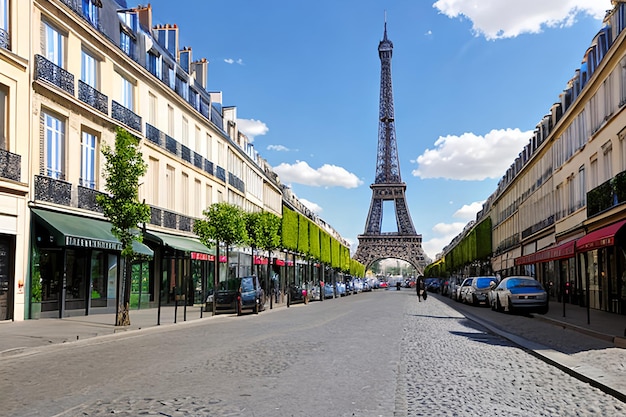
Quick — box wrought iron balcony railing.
[34,175,72,206]
[215,166,226,182]
[78,80,108,114]
[587,170,626,217]
[77,185,104,213]
[34,55,75,96]
[111,101,141,132]
[0,149,20,182]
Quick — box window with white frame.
[80,130,97,189]
[181,172,189,214]
[81,49,98,88]
[206,184,212,208]
[43,21,64,67]
[148,93,157,125]
[149,157,159,206]
[166,165,175,210]
[621,131,626,172]
[119,73,133,110]
[0,83,7,149]
[43,111,65,180]
[590,157,598,188]
[0,0,9,50]
[602,140,613,182]
[146,52,162,79]
[182,116,188,146]
[555,184,562,220]
[578,165,586,208]
[81,0,99,27]
[167,105,174,136]
[119,31,134,58]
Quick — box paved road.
[1,290,624,416]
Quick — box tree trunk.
[116,255,132,326]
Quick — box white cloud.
[237,118,268,141]
[224,58,244,65]
[454,201,484,220]
[273,160,363,188]
[267,144,291,152]
[411,128,531,180]
[299,198,323,214]
[422,221,467,259]
[433,0,612,40]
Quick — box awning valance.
[576,219,626,252]
[32,208,153,257]
[515,240,575,266]
[145,230,213,257]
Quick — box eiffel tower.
[354,21,429,275]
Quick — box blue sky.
[145,0,612,261]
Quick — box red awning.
[515,240,576,266]
[576,219,626,252]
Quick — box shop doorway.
[0,237,13,321]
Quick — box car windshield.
[508,278,542,289]
[240,278,255,292]
[475,278,494,289]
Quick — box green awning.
[145,230,213,255]
[32,208,153,257]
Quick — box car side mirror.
[489,281,497,289]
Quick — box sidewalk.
[0,301,289,357]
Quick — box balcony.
[587,171,626,217]
[34,55,75,96]
[215,166,226,182]
[0,149,20,182]
[78,80,108,114]
[77,185,104,213]
[111,101,141,132]
[34,175,71,206]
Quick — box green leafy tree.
[194,202,247,313]
[96,127,151,326]
[246,210,281,291]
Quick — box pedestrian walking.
[417,278,426,302]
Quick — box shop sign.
[65,236,122,251]
[191,252,214,261]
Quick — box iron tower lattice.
[354,21,430,274]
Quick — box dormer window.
[82,0,99,27]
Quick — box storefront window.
[131,261,149,309]
[90,251,107,308]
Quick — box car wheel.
[507,297,515,314]
[538,304,549,315]
[472,294,478,306]
[496,297,502,312]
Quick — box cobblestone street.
[1,290,624,416]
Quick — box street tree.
[245,211,281,301]
[96,127,151,326]
[193,202,247,314]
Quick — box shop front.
[576,220,626,314]
[144,230,214,309]
[31,208,153,319]
[0,234,15,321]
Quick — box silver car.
[490,276,549,314]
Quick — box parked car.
[456,278,474,302]
[490,276,549,314]
[323,283,335,298]
[287,284,307,306]
[461,276,498,306]
[215,276,263,315]
[424,278,442,293]
[447,277,463,300]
